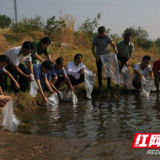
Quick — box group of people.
[0,26,160,111]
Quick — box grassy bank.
[0,28,160,111]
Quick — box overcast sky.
[1,0,160,40]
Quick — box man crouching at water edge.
[48,57,74,93]
[152,59,160,93]
[132,55,154,91]
[67,54,93,86]
[33,60,55,104]
[3,41,34,93]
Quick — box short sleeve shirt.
[0,68,5,72]
[47,64,66,80]
[134,63,152,78]
[33,64,47,80]
[116,40,134,57]
[32,40,50,63]
[153,60,160,74]
[92,34,113,56]
[3,47,32,66]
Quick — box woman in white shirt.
[132,55,154,90]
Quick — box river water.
[15,93,160,142]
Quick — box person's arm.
[36,79,48,103]
[0,95,12,101]
[67,63,79,75]
[126,44,134,66]
[47,54,54,63]
[91,44,100,61]
[3,70,19,89]
[64,75,74,91]
[13,66,32,81]
[44,77,55,93]
[134,70,145,79]
[110,41,118,54]
[48,79,59,93]
[0,86,4,95]
[28,61,33,74]
[32,53,45,62]
[149,71,154,79]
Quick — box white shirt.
[134,63,152,78]
[3,46,32,66]
[67,61,91,79]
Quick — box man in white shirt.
[67,54,92,86]
[3,41,33,92]
[132,55,154,90]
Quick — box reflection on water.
[16,93,160,141]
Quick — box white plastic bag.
[100,53,120,85]
[60,90,78,104]
[29,80,39,97]
[47,93,59,106]
[121,65,129,85]
[84,70,96,99]
[141,78,153,97]
[1,100,20,131]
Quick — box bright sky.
[1,0,160,40]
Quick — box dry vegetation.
[0,23,160,111]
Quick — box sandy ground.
[0,131,160,160]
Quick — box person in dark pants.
[3,41,34,92]
[92,26,118,91]
[117,32,134,72]
[67,54,93,87]
[0,55,19,91]
[48,57,74,93]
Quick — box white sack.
[60,90,78,104]
[100,53,120,85]
[141,78,153,97]
[84,70,96,99]
[1,100,20,131]
[47,93,59,107]
[29,81,39,97]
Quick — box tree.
[80,13,101,39]
[123,26,149,47]
[0,15,12,28]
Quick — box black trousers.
[0,71,6,91]
[96,59,111,87]
[5,63,27,92]
[68,74,84,86]
[117,55,129,72]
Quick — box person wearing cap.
[32,37,53,64]
[92,26,118,91]
[117,33,134,72]
[3,41,33,92]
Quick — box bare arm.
[28,61,33,74]
[91,44,99,61]
[48,79,59,93]
[36,79,48,103]
[13,66,32,81]
[149,71,154,79]
[44,77,54,93]
[47,54,54,63]
[64,75,74,91]
[3,70,19,89]
[110,41,118,54]
[32,53,45,62]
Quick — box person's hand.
[118,60,121,66]
[50,90,56,94]
[114,49,118,54]
[4,96,12,101]
[70,86,74,92]
[43,97,48,104]
[14,82,20,90]
[0,100,7,107]
[78,69,84,74]
[125,61,129,67]
[141,74,145,80]
[25,75,34,81]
